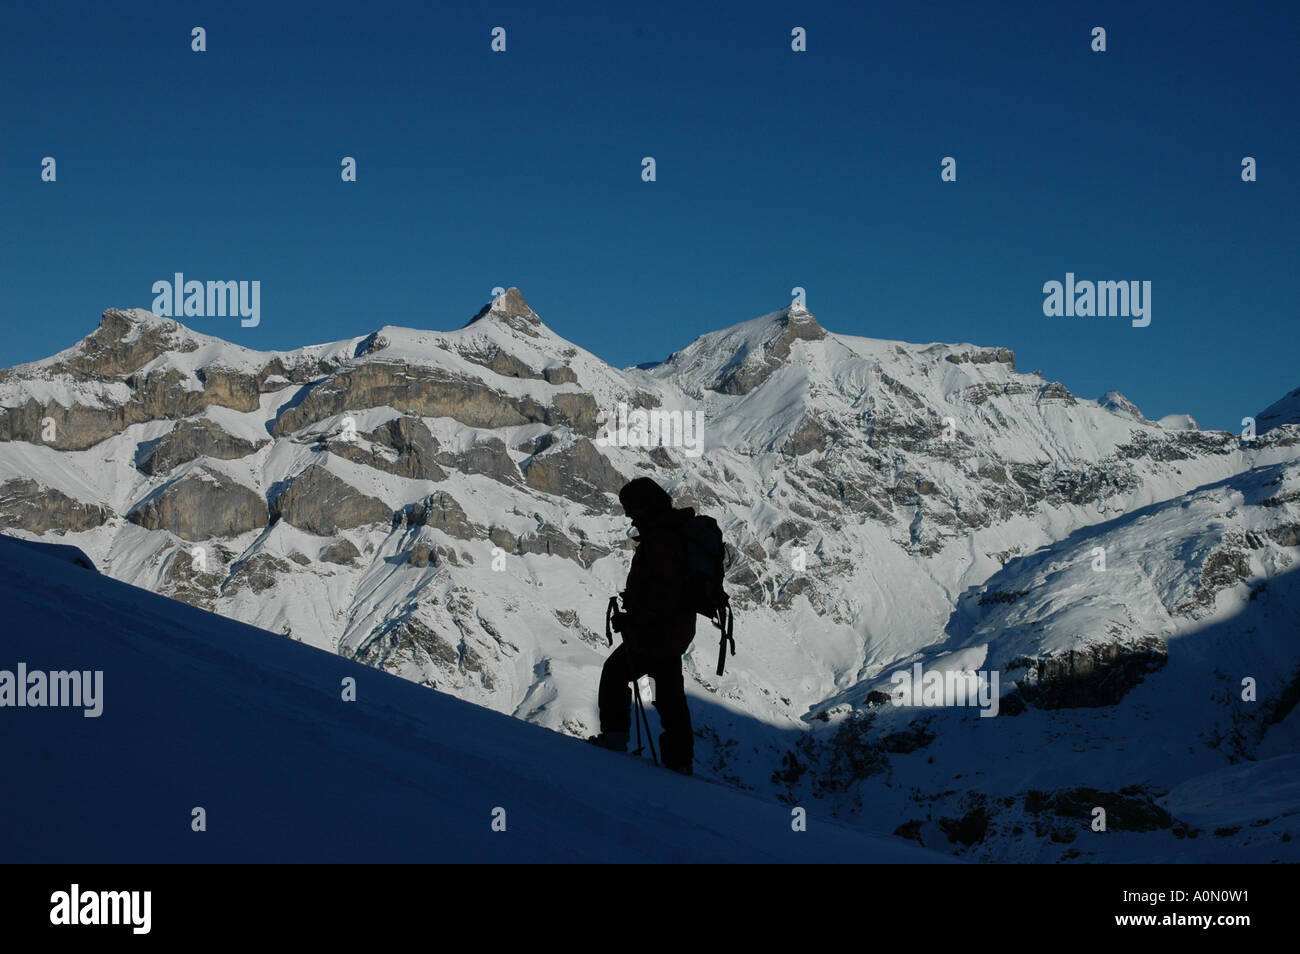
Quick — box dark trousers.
[598,643,693,771]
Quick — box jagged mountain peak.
[780,299,823,329]
[710,304,828,394]
[465,287,545,338]
[749,300,826,339]
[645,302,829,396]
[98,306,174,333]
[84,306,184,354]
[1099,390,1147,422]
[0,307,194,388]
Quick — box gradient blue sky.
[1,0,1296,430]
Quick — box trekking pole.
[623,633,659,766]
[630,679,644,756]
[609,594,659,765]
[631,681,660,769]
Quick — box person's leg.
[649,654,693,773]
[598,643,636,734]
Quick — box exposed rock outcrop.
[320,538,361,565]
[1010,637,1168,709]
[128,468,267,541]
[946,347,1015,367]
[522,438,623,507]
[462,347,544,380]
[329,415,447,481]
[437,436,520,485]
[403,490,478,540]
[273,465,391,536]
[224,553,293,596]
[465,287,545,338]
[0,479,109,533]
[273,362,598,437]
[353,616,494,691]
[137,418,266,475]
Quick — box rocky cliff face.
[127,467,269,541]
[0,477,108,533]
[2,288,1298,860]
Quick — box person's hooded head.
[618,477,672,532]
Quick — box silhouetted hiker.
[590,477,697,775]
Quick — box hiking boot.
[658,732,693,775]
[587,731,630,753]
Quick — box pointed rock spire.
[710,302,827,395]
[466,287,544,337]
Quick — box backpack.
[680,511,736,675]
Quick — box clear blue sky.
[1,0,1296,431]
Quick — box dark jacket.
[620,507,697,657]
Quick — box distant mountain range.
[3,288,1297,860]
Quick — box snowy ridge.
[1258,386,1300,433]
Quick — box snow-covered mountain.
[3,288,1297,860]
[1258,386,1300,434]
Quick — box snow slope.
[1258,386,1300,434]
[0,534,945,863]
